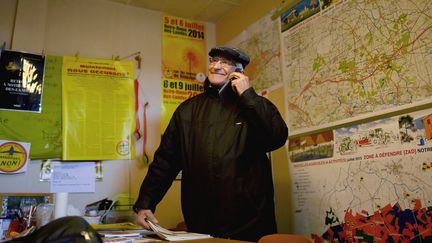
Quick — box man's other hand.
[135,209,158,230]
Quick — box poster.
[0,55,62,159]
[0,50,45,112]
[161,15,206,133]
[62,56,135,160]
[289,108,432,242]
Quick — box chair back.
[258,233,311,243]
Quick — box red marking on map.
[312,199,432,242]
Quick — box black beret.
[208,46,250,68]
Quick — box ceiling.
[105,0,246,23]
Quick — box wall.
[0,0,216,228]
[0,0,295,233]
[267,89,292,234]
[0,0,17,49]
[216,0,283,45]
[216,0,298,234]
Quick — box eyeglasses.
[209,57,236,67]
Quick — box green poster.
[0,55,62,159]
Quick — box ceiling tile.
[104,0,245,22]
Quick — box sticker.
[196,72,206,82]
[0,141,28,173]
[116,140,130,156]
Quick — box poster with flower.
[160,15,206,133]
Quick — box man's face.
[207,56,237,88]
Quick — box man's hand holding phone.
[229,67,250,95]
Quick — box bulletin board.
[0,56,62,159]
[0,54,136,161]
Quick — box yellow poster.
[62,56,135,160]
[161,78,204,132]
[161,15,206,133]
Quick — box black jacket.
[134,79,288,242]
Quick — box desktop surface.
[149,238,251,243]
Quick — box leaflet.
[144,218,212,241]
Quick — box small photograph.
[399,112,432,145]
[335,118,399,155]
[420,113,432,144]
[321,0,343,10]
[289,130,334,162]
[280,0,320,32]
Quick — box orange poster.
[161,15,206,133]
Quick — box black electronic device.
[219,64,244,95]
[85,198,113,212]
[231,64,244,79]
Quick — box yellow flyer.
[161,15,206,133]
[62,56,135,160]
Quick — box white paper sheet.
[50,162,95,192]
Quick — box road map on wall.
[282,0,432,134]
[227,13,282,93]
[289,108,432,242]
[282,0,432,241]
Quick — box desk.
[94,223,251,243]
[145,239,251,243]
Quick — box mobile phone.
[219,64,244,94]
[232,63,244,77]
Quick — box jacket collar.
[204,78,237,101]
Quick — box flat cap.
[209,46,250,68]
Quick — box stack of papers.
[101,237,160,243]
[92,222,145,231]
[144,218,212,241]
[99,231,143,238]
[95,222,159,243]
[102,238,133,243]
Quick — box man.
[134,46,288,242]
